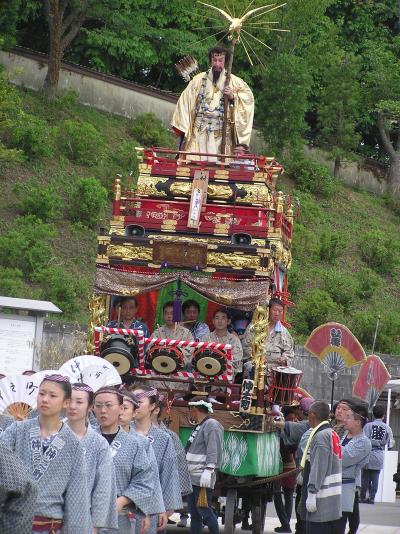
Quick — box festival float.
[87,3,301,532]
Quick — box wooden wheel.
[224,488,237,534]
[251,494,266,534]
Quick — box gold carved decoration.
[137,176,168,197]
[251,305,269,414]
[170,182,192,196]
[207,252,259,270]
[108,244,152,261]
[87,294,107,353]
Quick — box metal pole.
[371,315,380,353]
[330,379,335,410]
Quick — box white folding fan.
[0,375,42,420]
[59,355,122,391]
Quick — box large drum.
[100,335,138,376]
[147,345,184,374]
[192,347,226,377]
[268,366,303,406]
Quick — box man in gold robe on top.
[171,46,254,159]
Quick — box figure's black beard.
[212,68,221,84]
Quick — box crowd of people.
[106,295,295,383]
[272,398,394,534]
[0,375,224,534]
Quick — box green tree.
[317,52,361,177]
[258,54,312,156]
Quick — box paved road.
[167,501,400,533]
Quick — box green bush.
[293,288,343,335]
[359,229,399,274]
[58,120,105,165]
[68,177,108,228]
[322,269,358,310]
[13,179,59,221]
[355,267,382,299]
[33,266,82,317]
[0,215,56,279]
[0,267,25,297]
[351,308,400,354]
[131,112,174,147]
[9,114,55,159]
[286,157,338,199]
[292,223,320,262]
[319,229,340,262]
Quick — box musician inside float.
[200,307,243,381]
[242,297,294,380]
[107,296,150,338]
[182,299,210,341]
[151,301,194,369]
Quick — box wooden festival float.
[88,143,299,533]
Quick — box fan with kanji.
[305,322,367,405]
[59,355,122,391]
[0,375,42,420]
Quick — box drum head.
[103,352,133,376]
[151,353,178,374]
[193,349,226,377]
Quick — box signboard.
[0,315,36,374]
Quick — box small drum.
[100,335,138,376]
[268,366,303,406]
[192,347,226,377]
[147,345,184,374]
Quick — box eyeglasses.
[94,403,119,410]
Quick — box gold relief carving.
[121,288,140,296]
[207,184,233,198]
[214,170,229,178]
[137,176,168,197]
[148,234,228,246]
[176,167,191,176]
[207,252,259,269]
[244,184,271,204]
[108,244,152,261]
[110,227,125,236]
[169,182,192,196]
[251,305,269,414]
[87,294,107,353]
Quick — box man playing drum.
[242,297,294,379]
[201,307,243,379]
[151,301,194,369]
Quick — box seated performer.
[152,301,194,369]
[201,307,243,377]
[171,46,254,159]
[107,296,150,338]
[242,297,294,379]
[182,299,209,341]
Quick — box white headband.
[188,399,214,413]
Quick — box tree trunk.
[388,155,400,197]
[333,156,341,178]
[43,2,63,100]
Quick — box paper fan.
[305,322,366,378]
[59,355,122,391]
[0,375,42,420]
[353,355,391,410]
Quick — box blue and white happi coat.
[80,425,118,530]
[160,422,192,496]
[0,414,13,436]
[131,423,182,512]
[95,426,162,533]
[1,417,92,533]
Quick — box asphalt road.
[166,501,400,533]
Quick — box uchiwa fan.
[305,322,366,406]
[175,56,199,82]
[353,355,391,411]
[0,375,42,420]
[59,355,121,391]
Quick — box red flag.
[353,355,391,408]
